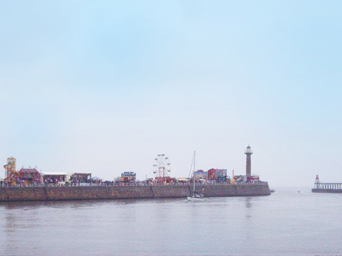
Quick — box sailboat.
[187,151,204,201]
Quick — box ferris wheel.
[153,154,171,181]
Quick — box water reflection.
[1,203,42,255]
[245,197,252,208]
[0,198,186,210]
[3,193,335,256]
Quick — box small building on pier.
[193,170,208,181]
[41,173,68,185]
[18,167,41,185]
[121,172,136,183]
[70,173,92,184]
[208,169,227,181]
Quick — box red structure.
[18,168,41,185]
[247,175,260,182]
[208,169,227,181]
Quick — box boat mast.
[193,151,196,196]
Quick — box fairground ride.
[153,154,171,183]
[4,157,18,185]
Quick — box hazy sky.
[1,0,341,186]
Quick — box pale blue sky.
[1,0,341,186]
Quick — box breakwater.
[0,183,270,202]
[312,182,342,193]
[312,189,342,193]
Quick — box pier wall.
[152,185,190,198]
[312,189,342,193]
[46,186,153,200]
[235,184,271,196]
[0,183,270,202]
[193,184,236,196]
[0,187,46,201]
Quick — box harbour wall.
[312,189,342,193]
[0,183,270,202]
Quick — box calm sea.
[0,187,341,256]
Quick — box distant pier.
[312,175,342,193]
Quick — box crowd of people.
[0,177,265,187]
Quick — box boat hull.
[187,196,204,201]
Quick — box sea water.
[0,187,341,256]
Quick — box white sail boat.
[187,151,204,201]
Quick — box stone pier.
[0,183,271,202]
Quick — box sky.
[0,0,341,186]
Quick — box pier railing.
[314,182,342,190]
[0,181,268,188]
